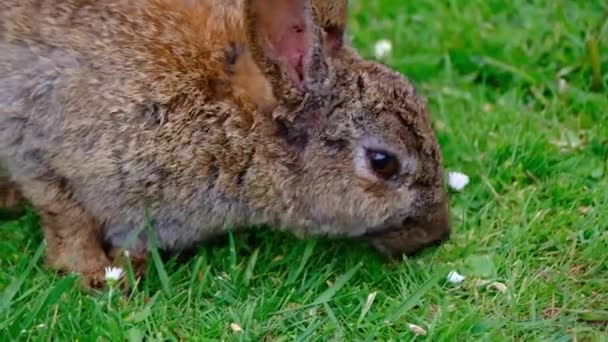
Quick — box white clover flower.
[448,171,470,191]
[374,39,392,59]
[447,270,466,284]
[104,266,124,283]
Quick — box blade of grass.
[244,248,259,286]
[587,35,602,92]
[481,56,537,84]
[311,262,362,306]
[148,231,172,296]
[574,310,608,323]
[384,267,447,323]
[228,231,238,279]
[272,263,362,315]
[188,256,205,289]
[286,240,316,285]
[323,302,344,337]
[0,241,45,312]
[357,291,378,325]
[295,318,326,342]
[21,275,77,329]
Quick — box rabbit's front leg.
[18,177,112,288]
[0,178,23,213]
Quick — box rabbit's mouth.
[360,202,451,257]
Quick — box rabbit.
[0,0,450,288]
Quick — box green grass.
[2,0,607,340]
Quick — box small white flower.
[104,266,124,282]
[448,171,470,191]
[230,323,243,333]
[407,323,427,336]
[374,39,393,59]
[447,271,466,284]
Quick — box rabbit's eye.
[366,150,400,180]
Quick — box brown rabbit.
[0,0,450,288]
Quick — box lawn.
[1,0,607,340]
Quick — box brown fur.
[0,178,22,212]
[0,0,450,288]
[311,0,349,52]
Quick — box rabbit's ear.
[245,0,328,99]
[312,0,349,54]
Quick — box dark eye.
[366,150,400,180]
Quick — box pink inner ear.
[257,0,312,85]
[277,23,307,82]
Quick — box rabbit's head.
[240,0,450,257]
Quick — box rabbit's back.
[0,0,261,250]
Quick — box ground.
[1,0,607,340]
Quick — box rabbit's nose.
[364,201,451,258]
